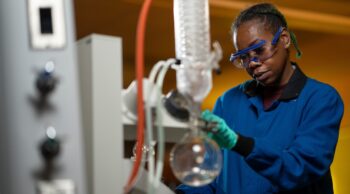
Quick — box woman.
[176,3,344,194]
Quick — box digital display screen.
[39,8,53,34]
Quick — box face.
[233,20,293,87]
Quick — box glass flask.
[169,129,222,187]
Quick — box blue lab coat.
[176,64,344,194]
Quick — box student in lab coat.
[176,3,344,194]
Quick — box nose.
[247,57,262,69]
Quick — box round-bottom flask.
[169,130,222,187]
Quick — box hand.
[201,110,238,149]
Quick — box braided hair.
[231,3,302,58]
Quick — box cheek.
[273,48,288,66]
[266,53,285,72]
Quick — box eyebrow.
[248,38,261,47]
[238,38,261,52]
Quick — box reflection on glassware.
[174,0,210,63]
[169,130,222,187]
[173,0,215,103]
[131,141,156,162]
[176,67,213,103]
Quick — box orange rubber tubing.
[124,0,153,193]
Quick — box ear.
[280,28,291,49]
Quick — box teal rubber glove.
[201,110,238,149]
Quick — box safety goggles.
[230,27,284,69]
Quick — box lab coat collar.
[243,62,307,100]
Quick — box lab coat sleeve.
[175,183,216,194]
[245,86,344,190]
[212,97,224,116]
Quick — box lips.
[254,70,271,81]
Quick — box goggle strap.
[271,27,284,45]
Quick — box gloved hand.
[201,110,238,149]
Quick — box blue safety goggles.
[230,27,284,68]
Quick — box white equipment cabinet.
[77,34,126,194]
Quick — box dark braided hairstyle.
[231,3,302,58]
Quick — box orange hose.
[124,0,153,193]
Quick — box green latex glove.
[201,110,238,149]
